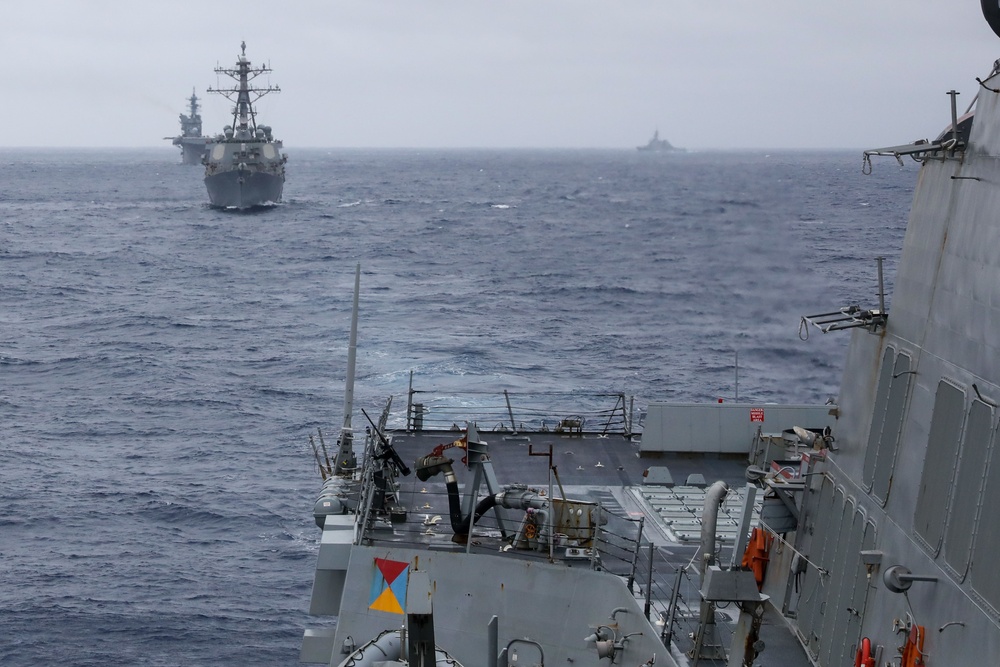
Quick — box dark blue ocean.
[1,147,914,665]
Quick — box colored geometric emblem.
[369,557,409,614]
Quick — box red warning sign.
[750,408,765,423]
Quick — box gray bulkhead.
[774,68,1000,664]
[305,537,671,666]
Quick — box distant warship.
[165,89,212,165]
[203,42,286,209]
[637,128,682,152]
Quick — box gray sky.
[4,0,999,150]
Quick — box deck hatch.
[873,353,912,503]
[812,486,846,659]
[970,419,1000,611]
[914,381,966,553]
[865,351,913,505]
[944,400,993,578]
[794,478,836,655]
[826,509,872,667]
[862,348,895,490]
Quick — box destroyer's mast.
[207,41,280,140]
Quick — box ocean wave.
[0,148,915,666]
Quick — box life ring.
[523,523,538,539]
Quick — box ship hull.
[172,137,212,165]
[179,142,209,165]
[204,168,283,209]
[181,147,202,165]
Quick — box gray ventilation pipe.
[699,481,730,580]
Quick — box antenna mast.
[206,41,280,138]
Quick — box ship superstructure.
[203,42,286,209]
[165,89,212,165]
[770,7,1000,664]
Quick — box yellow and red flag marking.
[369,557,409,614]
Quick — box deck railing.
[398,373,637,436]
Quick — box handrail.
[400,385,636,435]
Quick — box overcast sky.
[4,1,999,150]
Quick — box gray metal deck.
[369,428,812,667]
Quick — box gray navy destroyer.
[165,89,212,165]
[637,129,682,152]
[299,4,1000,665]
[203,43,286,209]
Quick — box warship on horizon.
[203,42,286,210]
[164,89,212,166]
[637,128,682,152]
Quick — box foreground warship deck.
[303,382,819,667]
[301,6,1000,664]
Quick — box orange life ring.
[523,523,537,539]
[741,527,773,589]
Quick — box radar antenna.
[207,43,280,139]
